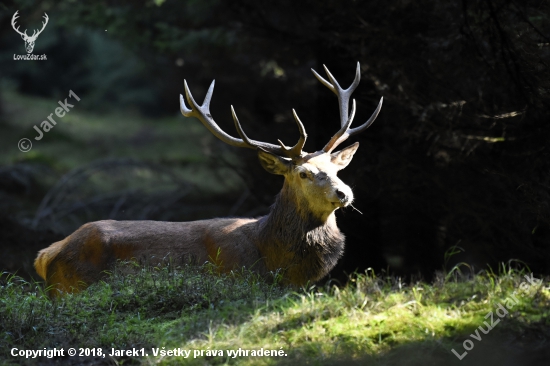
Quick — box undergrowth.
[1,263,549,365]
[0,262,285,365]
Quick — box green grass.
[1,263,548,365]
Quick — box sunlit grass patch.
[156,267,549,365]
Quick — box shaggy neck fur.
[257,180,345,285]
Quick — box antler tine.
[11,10,18,25]
[35,13,49,36]
[311,67,335,93]
[316,62,382,153]
[312,62,361,129]
[180,80,200,115]
[292,109,307,152]
[323,97,384,153]
[348,97,383,135]
[230,105,256,147]
[180,80,307,158]
[11,11,27,37]
[322,99,356,153]
[180,80,249,149]
[277,109,307,158]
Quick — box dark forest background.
[0,0,549,282]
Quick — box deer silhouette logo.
[11,11,49,54]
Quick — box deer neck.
[257,181,345,284]
[277,180,335,226]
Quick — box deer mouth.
[331,198,351,208]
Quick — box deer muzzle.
[334,186,353,206]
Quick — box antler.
[11,11,27,37]
[311,62,383,153]
[31,13,49,39]
[11,11,49,40]
[180,80,307,159]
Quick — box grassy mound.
[1,263,549,365]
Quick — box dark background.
[0,0,549,282]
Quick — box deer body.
[34,63,382,295]
[35,182,345,292]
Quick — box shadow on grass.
[271,324,550,366]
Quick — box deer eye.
[299,172,308,179]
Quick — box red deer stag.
[34,63,382,295]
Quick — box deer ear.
[331,142,359,170]
[257,148,291,175]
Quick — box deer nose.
[336,189,347,201]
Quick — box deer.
[11,11,49,54]
[34,62,383,296]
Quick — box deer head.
[180,62,382,221]
[12,11,49,54]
